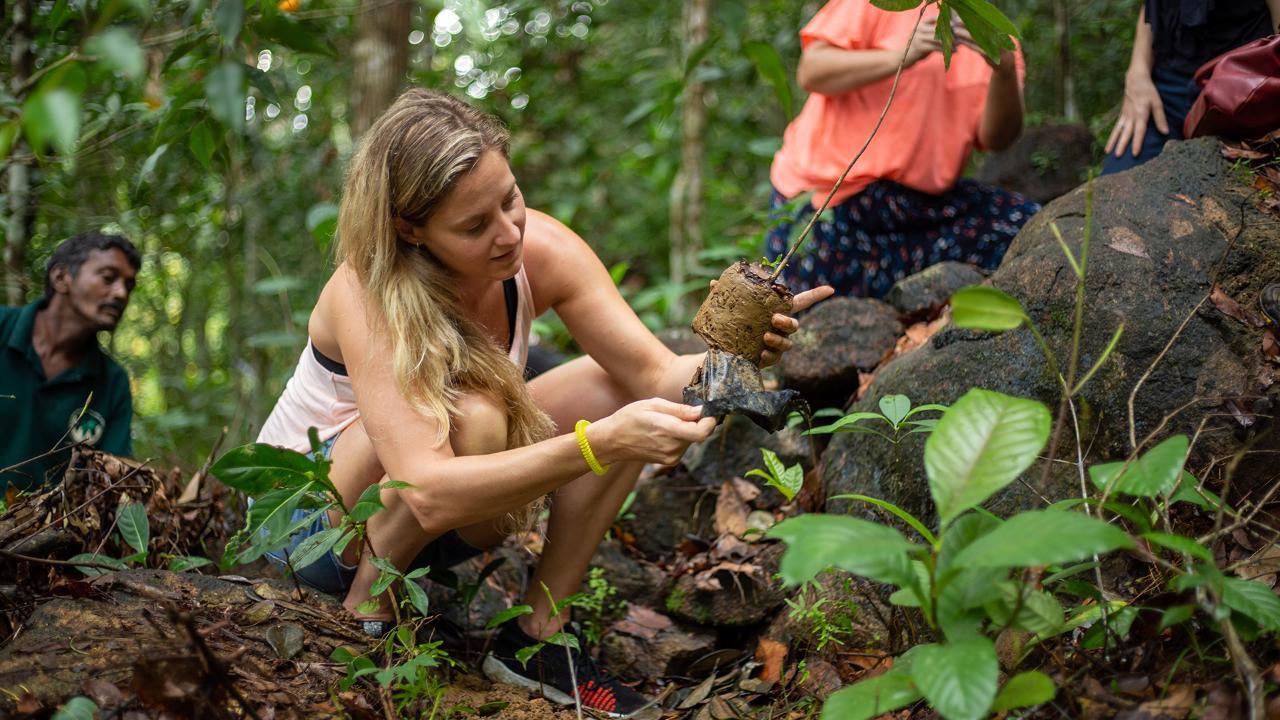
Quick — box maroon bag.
[1184,34,1280,140]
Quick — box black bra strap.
[311,342,349,376]
[503,277,518,352]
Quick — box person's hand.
[1105,71,1167,158]
[901,15,943,68]
[953,25,1016,74]
[588,399,717,467]
[760,285,835,368]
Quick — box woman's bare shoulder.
[311,263,369,357]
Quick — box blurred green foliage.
[0,0,1137,468]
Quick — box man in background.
[0,231,141,495]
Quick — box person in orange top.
[766,0,1039,298]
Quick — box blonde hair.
[336,89,554,525]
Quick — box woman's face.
[403,149,526,282]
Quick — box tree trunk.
[668,0,711,321]
[350,0,413,139]
[1053,0,1076,121]
[4,0,37,305]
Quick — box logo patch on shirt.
[68,409,106,446]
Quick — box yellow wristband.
[575,419,609,476]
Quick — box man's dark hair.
[43,231,142,300]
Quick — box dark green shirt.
[0,301,133,494]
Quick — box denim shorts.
[262,435,484,596]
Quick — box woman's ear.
[393,217,423,244]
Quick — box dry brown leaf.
[1174,193,1197,206]
[1210,285,1256,326]
[1202,196,1237,235]
[1236,544,1280,587]
[710,533,753,562]
[1107,226,1151,259]
[1135,684,1196,719]
[612,603,673,640]
[730,476,761,503]
[678,673,718,709]
[755,638,788,683]
[1264,332,1279,361]
[714,480,750,537]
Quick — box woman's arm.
[523,211,832,404]
[1104,7,1167,158]
[797,15,941,96]
[975,47,1023,152]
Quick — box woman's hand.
[901,15,943,68]
[760,285,835,367]
[1105,70,1167,158]
[588,398,717,467]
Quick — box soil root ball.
[692,261,794,366]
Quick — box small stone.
[885,261,985,316]
[265,622,305,660]
[243,599,275,625]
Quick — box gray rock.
[588,539,670,609]
[598,605,716,679]
[885,261,985,316]
[824,138,1280,522]
[622,467,719,559]
[762,571,907,658]
[976,122,1094,204]
[781,297,902,410]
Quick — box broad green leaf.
[544,631,579,650]
[1170,473,1229,511]
[167,555,213,572]
[286,526,343,570]
[936,3,957,68]
[909,638,998,720]
[760,448,786,482]
[955,511,1133,568]
[743,42,793,118]
[925,389,1051,524]
[1081,605,1138,648]
[189,121,216,170]
[51,696,98,720]
[769,514,915,587]
[137,143,168,185]
[991,671,1055,712]
[205,61,245,133]
[68,552,127,576]
[306,202,339,246]
[403,580,430,616]
[382,480,412,490]
[212,443,318,494]
[1158,604,1196,631]
[870,0,926,9]
[950,286,1026,331]
[0,120,19,163]
[830,493,936,546]
[348,483,385,523]
[935,511,999,578]
[515,644,543,668]
[804,411,887,436]
[879,395,911,426]
[404,567,431,580]
[23,88,82,156]
[1088,435,1188,498]
[1221,577,1280,630]
[773,464,803,502]
[950,0,1016,63]
[214,0,245,46]
[953,0,1019,37]
[117,503,149,555]
[370,569,396,598]
[486,605,534,630]
[369,555,399,575]
[983,583,1063,637]
[820,670,921,720]
[86,27,146,80]
[1142,532,1212,562]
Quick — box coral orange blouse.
[770,0,1026,206]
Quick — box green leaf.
[68,552,127,576]
[214,0,245,46]
[984,584,1063,637]
[0,120,19,163]
[760,448,786,482]
[356,599,381,615]
[955,511,1134,568]
[909,638,998,720]
[953,0,1019,37]
[879,395,911,427]
[991,671,1055,712]
[769,464,803,502]
[937,3,957,68]
[870,0,926,10]
[254,14,338,57]
[769,514,915,587]
[205,61,245,133]
[1088,435,1188,498]
[382,479,412,490]
[950,286,1026,331]
[514,643,543,668]
[486,605,534,630]
[306,202,339,247]
[1221,577,1280,630]
[820,670,921,720]
[743,41,793,118]
[544,631,580,650]
[137,143,168,185]
[950,0,1016,63]
[1142,532,1212,562]
[286,526,344,570]
[1169,473,1230,511]
[370,569,396,598]
[167,555,213,572]
[117,503,149,555]
[348,483,385,523]
[86,27,146,80]
[51,696,98,720]
[1158,604,1196,631]
[189,121,216,170]
[829,493,937,546]
[23,88,82,156]
[924,389,1051,525]
[403,579,430,616]
[935,511,999,578]
[212,443,318,494]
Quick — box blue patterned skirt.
[764,179,1040,298]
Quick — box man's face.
[56,248,138,331]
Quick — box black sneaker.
[482,622,653,718]
[1262,283,1280,327]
